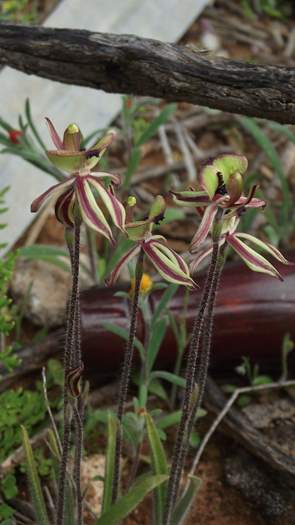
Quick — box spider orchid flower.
[30,120,125,245]
[107,196,196,288]
[172,153,265,252]
[190,215,293,280]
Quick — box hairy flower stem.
[112,248,144,503]
[187,243,225,440]
[57,217,82,525]
[164,212,223,525]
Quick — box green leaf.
[25,98,47,151]
[268,121,295,144]
[145,413,169,524]
[148,378,168,401]
[146,318,167,372]
[173,475,201,524]
[239,117,291,228]
[18,244,70,272]
[103,323,145,361]
[102,412,117,514]
[21,426,50,525]
[151,371,185,388]
[123,147,141,188]
[1,473,18,500]
[95,474,168,525]
[105,237,135,275]
[161,207,185,224]
[136,104,176,146]
[152,283,178,326]
[157,410,182,430]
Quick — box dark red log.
[81,257,295,375]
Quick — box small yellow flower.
[129,273,153,296]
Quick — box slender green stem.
[112,248,144,503]
[163,212,223,525]
[57,218,81,525]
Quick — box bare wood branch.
[1,24,295,123]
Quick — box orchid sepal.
[226,233,283,280]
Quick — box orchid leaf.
[146,318,168,372]
[21,426,50,525]
[102,412,117,514]
[174,475,201,524]
[95,474,168,525]
[103,323,145,361]
[144,412,169,524]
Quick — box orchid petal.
[143,241,196,288]
[88,130,116,166]
[190,246,213,275]
[171,190,210,207]
[88,172,121,186]
[106,244,140,286]
[226,173,243,206]
[45,118,64,150]
[55,188,75,226]
[200,154,248,199]
[235,233,293,265]
[227,234,283,280]
[190,203,218,253]
[86,176,126,231]
[75,176,114,244]
[31,178,74,213]
[148,239,188,274]
[190,238,226,275]
[233,186,265,209]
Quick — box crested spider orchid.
[164,153,292,525]
[172,153,291,279]
[30,119,126,525]
[107,195,196,289]
[109,194,196,504]
[31,119,125,244]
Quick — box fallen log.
[1,24,295,123]
[2,255,294,393]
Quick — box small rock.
[11,254,93,328]
[81,454,105,516]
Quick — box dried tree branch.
[1,24,295,123]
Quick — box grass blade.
[146,318,167,373]
[152,283,178,326]
[136,104,176,146]
[95,474,168,525]
[173,475,201,524]
[21,426,50,525]
[145,412,169,524]
[239,116,290,228]
[102,411,117,514]
[103,322,145,361]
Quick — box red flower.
[8,130,23,144]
